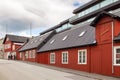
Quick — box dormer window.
[79,31,86,37]
[50,39,55,44]
[62,36,68,41]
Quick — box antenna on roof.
[30,23,32,37]
[6,24,8,34]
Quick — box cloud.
[0,0,91,38]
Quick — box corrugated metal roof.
[19,31,55,51]
[38,23,96,52]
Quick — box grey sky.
[0,0,91,38]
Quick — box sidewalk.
[19,61,120,80]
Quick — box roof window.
[62,36,68,41]
[50,39,55,44]
[79,31,86,37]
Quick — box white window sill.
[62,62,68,64]
[78,63,87,65]
[114,64,120,66]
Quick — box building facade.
[8,0,120,77]
[0,38,4,59]
[3,34,28,60]
[19,31,56,62]
[36,0,120,77]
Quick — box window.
[50,39,55,44]
[25,51,28,59]
[100,0,112,8]
[79,31,86,37]
[20,52,22,58]
[50,53,55,64]
[5,43,11,49]
[62,51,68,64]
[62,36,68,41]
[29,51,32,58]
[12,45,15,50]
[114,46,120,65]
[32,50,36,58]
[78,49,87,64]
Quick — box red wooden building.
[18,31,56,62]
[3,34,28,60]
[36,12,120,77]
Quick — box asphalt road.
[0,59,97,80]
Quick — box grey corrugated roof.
[38,23,95,52]
[19,31,55,51]
[3,34,29,44]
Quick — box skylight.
[62,36,68,41]
[50,39,55,44]
[79,31,86,37]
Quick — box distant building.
[3,34,29,60]
[0,38,4,59]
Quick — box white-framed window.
[78,49,87,64]
[20,52,22,58]
[5,43,11,49]
[114,46,120,65]
[62,51,68,64]
[29,51,32,58]
[25,51,28,59]
[32,50,36,58]
[50,53,55,64]
[12,45,15,50]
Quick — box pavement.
[0,59,119,80]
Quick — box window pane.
[100,0,112,7]
[116,59,120,64]
[116,48,120,53]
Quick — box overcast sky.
[0,0,91,38]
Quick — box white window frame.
[78,49,87,64]
[29,51,32,58]
[20,52,22,58]
[25,51,28,59]
[50,53,55,64]
[114,46,120,66]
[12,45,15,50]
[62,51,68,64]
[32,50,36,58]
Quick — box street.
[0,59,96,80]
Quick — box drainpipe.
[111,20,114,74]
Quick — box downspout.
[111,20,114,74]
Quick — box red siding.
[37,47,91,72]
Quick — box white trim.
[114,46,120,66]
[62,51,68,64]
[50,53,55,64]
[78,49,87,64]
